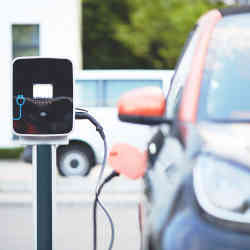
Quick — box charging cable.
[75,109,119,250]
[93,171,119,250]
[75,109,106,190]
[13,95,26,120]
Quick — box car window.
[199,13,250,121]
[166,28,200,119]
[75,79,162,107]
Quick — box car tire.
[57,144,95,177]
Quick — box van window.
[75,79,162,107]
[75,80,99,107]
[104,80,162,106]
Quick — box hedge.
[0,147,24,159]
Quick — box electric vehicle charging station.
[12,57,74,250]
[12,57,122,250]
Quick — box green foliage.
[82,0,152,68]
[0,148,24,159]
[115,0,224,69]
[83,0,224,69]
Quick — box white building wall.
[0,0,81,147]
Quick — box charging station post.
[33,145,58,250]
[12,57,74,250]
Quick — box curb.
[0,192,142,205]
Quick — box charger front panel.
[13,58,73,135]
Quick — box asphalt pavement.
[0,160,143,250]
[0,204,140,250]
[0,160,143,204]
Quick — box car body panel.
[179,10,222,123]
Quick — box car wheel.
[57,144,95,177]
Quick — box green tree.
[115,0,224,68]
[82,0,152,69]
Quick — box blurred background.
[0,0,248,249]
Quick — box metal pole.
[33,145,56,250]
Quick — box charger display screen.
[33,84,53,98]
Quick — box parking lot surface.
[0,160,142,250]
[0,160,143,204]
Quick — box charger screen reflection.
[33,84,53,98]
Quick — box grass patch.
[0,147,24,159]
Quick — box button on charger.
[40,112,47,117]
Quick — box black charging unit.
[13,57,74,136]
[12,57,74,250]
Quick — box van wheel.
[57,144,95,177]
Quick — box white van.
[21,70,174,176]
